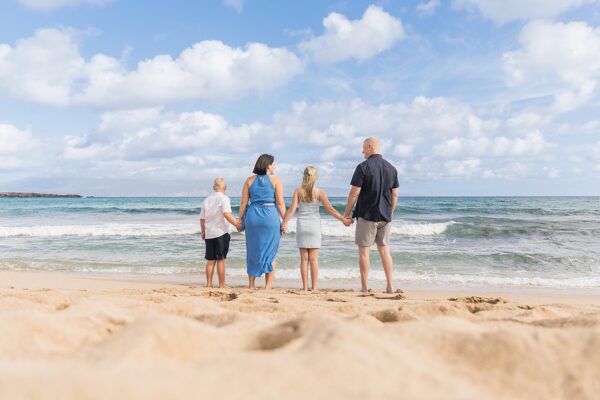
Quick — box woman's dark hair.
[253,154,275,175]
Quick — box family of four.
[199,137,399,293]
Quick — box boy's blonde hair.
[298,166,318,203]
[213,178,226,190]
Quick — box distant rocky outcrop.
[0,192,82,198]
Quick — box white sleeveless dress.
[295,200,321,249]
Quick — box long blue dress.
[243,174,281,277]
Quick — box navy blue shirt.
[350,154,399,222]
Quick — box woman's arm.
[319,189,349,223]
[282,188,299,228]
[238,177,251,226]
[272,176,286,219]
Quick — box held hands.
[236,219,243,232]
[342,216,354,227]
[281,222,287,234]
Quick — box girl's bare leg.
[308,248,319,291]
[299,248,309,290]
[248,275,256,290]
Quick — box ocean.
[1,196,599,291]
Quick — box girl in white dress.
[282,166,350,291]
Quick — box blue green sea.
[1,196,599,291]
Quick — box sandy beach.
[0,270,598,399]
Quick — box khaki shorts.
[355,218,392,247]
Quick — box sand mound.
[0,275,599,399]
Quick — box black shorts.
[205,233,230,260]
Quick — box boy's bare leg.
[299,249,309,291]
[377,245,394,293]
[359,246,370,292]
[217,259,226,288]
[205,260,216,288]
[308,248,319,291]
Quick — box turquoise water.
[1,196,599,290]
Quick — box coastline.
[1,269,599,399]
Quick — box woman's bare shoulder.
[268,175,282,185]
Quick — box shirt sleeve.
[350,165,364,187]
[222,196,232,214]
[393,168,399,189]
[199,200,206,219]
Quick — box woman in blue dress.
[238,154,286,290]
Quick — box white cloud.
[502,20,600,113]
[0,123,39,171]
[417,0,441,15]
[63,108,263,162]
[56,96,561,186]
[299,5,405,64]
[223,0,244,13]
[19,0,114,11]
[444,158,481,177]
[453,0,596,23]
[0,28,303,107]
[393,143,415,157]
[432,131,548,158]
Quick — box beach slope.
[0,271,599,399]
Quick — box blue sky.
[1,0,599,196]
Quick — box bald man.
[344,137,399,293]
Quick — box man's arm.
[391,187,399,216]
[344,186,361,219]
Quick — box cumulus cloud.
[19,0,114,11]
[453,0,596,23]
[55,95,560,187]
[0,123,40,171]
[299,5,405,64]
[432,131,548,158]
[503,20,600,113]
[63,108,263,162]
[417,0,441,15]
[223,0,244,13]
[0,28,303,107]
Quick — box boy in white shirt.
[200,178,240,288]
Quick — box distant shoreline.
[0,192,82,198]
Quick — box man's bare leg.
[308,248,319,291]
[377,245,394,293]
[299,249,309,291]
[217,259,226,288]
[205,260,216,288]
[359,246,370,292]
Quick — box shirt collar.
[368,154,383,159]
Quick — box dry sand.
[0,270,599,400]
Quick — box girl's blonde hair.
[298,166,318,203]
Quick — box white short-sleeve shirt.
[200,192,233,239]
